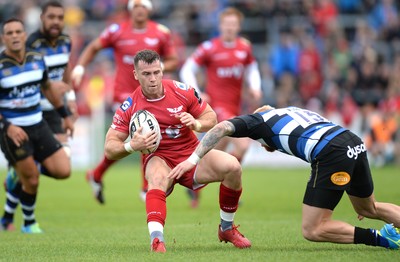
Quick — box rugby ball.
[129,110,161,154]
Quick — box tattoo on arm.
[195,121,235,158]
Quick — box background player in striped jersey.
[27,1,78,149]
[1,1,77,232]
[71,0,178,204]
[179,7,262,207]
[104,49,250,252]
[170,105,400,249]
[0,18,74,233]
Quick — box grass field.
[1,164,400,261]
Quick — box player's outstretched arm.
[168,121,235,179]
[71,38,103,87]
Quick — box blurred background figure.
[180,7,262,207]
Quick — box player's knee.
[227,159,242,178]
[51,166,71,180]
[302,224,320,242]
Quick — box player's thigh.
[302,204,333,230]
[348,194,377,216]
[195,149,241,184]
[145,156,174,190]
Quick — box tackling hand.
[168,160,196,180]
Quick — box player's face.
[130,4,150,23]
[1,21,26,53]
[41,6,64,38]
[134,60,163,99]
[219,14,241,42]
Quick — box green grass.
[1,164,400,261]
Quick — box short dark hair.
[1,18,24,34]
[41,1,64,14]
[134,49,161,68]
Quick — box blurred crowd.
[1,0,399,166]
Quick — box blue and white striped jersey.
[229,107,347,162]
[0,50,48,126]
[27,30,71,111]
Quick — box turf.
[1,164,400,261]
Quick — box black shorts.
[0,120,62,165]
[303,130,374,210]
[43,109,64,134]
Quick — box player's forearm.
[195,109,217,132]
[195,121,234,158]
[104,139,131,160]
[75,38,103,68]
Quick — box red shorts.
[143,150,206,196]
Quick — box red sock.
[146,189,166,226]
[219,184,242,213]
[141,154,148,192]
[93,155,116,182]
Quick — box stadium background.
[0,0,399,169]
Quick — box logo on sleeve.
[173,80,188,90]
[120,97,132,111]
[330,172,351,186]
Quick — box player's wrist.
[194,120,202,132]
[65,90,76,101]
[187,152,200,165]
[56,105,72,118]
[124,141,135,153]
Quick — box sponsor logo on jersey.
[166,105,183,114]
[234,50,247,59]
[347,143,366,159]
[10,84,39,98]
[330,172,351,186]
[216,64,244,79]
[165,125,182,139]
[120,97,132,111]
[144,37,159,46]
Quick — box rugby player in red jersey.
[104,49,251,252]
[180,7,262,206]
[71,0,178,204]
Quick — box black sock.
[20,190,37,226]
[354,227,390,248]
